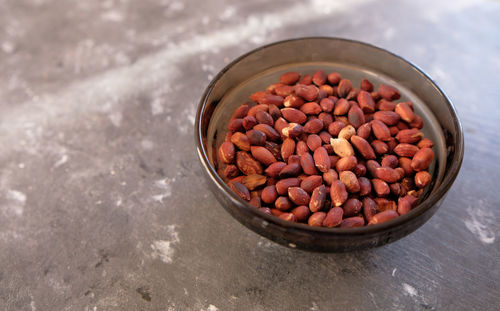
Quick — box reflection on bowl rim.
[195,37,464,235]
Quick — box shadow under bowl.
[195,37,464,252]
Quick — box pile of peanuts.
[217,70,434,227]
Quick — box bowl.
[195,37,464,252]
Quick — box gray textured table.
[0,0,499,310]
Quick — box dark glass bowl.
[195,37,464,252]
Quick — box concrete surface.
[0,0,499,310]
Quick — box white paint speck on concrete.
[152,178,173,202]
[151,225,179,263]
[54,154,69,168]
[464,200,495,244]
[6,190,27,216]
[203,305,219,311]
[392,268,397,277]
[2,41,15,53]
[402,283,418,297]
[141,139,155,150]
[101,10,125,22]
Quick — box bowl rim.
[195,36,464,235]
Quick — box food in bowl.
[217,70,434,228]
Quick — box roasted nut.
[339,171,360,193]
[246,129,266,146]
[292,205,311,222]
[281,108,307,124]
[378,83,401,100]
[411,147,434,171]
[330,180,348,207]
[395,102,415,123]
[288,187,310,205]
[229,182,251,201]
[366,159,381,177]
[309,185,327,212]
[275,178,301,195]
[301,175,323,193]
[318,112,333,129]
[350,135,376,160]
[375,167,401,183]
[371,119,391,141]
[327,72,341,85]
[275,196,293,211]
[223,164,240,178]
[363,197,377,222]
[279,163,301,178]
[330,138,355,157]
[273,117,288,135]
[308,212,327,226]
[320,98,335,113]
[304,118,324,133]
[333,98,351,115]
[381,154,399,168]
[301,102,322,115]
[417,138,434,149]
[281,123,304,139]
[372,178,390,196]
[374,198,396,212]
[259,207,272,215]
[360,78,374,92]
[219,141,236,164]
[397,195,417,215]
[335,155,358,172]
[323,169,338,186]
[280,138,295,162]
[415,171,431,188]
[283,94,305,108]
[368,210,399,225]
[343,198,362,217]
[232,104,249,119]
[261,185,278,204]
[296,140,309,156]
[236,151,263,175]
[353,163,366,177]
[373,111,400,125]
[396,128,424,144]
[280,72,300,85]
[371,140,389,155]
[265,161,286,178]
[299,153,318,175]
[348,104,365,128]
[337,79,353,98]
[242,174,267,190]
[323,207,344,227]
[377,99,396,111]
[312,70,327,86]
[357,122,372,139]
[254,124,280,141]
[313,147,331,173]
[256,110,274,125]
[358,177,372,196]
[338,125,356,140]
[231,132,251,151]
[307,134,323,151]
[251,146,277,165]
[409,115,424,129]
[275,85,294,97]
[340,217,365,228]
[294,84,319,101]
[279,212,296,222]
[393,143,419,157]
